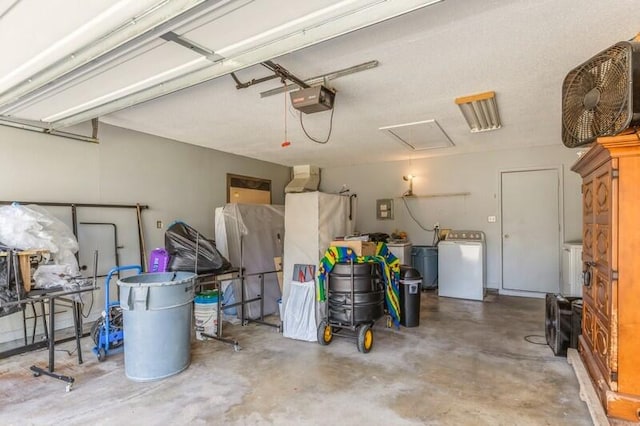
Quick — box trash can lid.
[195,295,218,304]
[118,271,196,287]
[197,289,219,298]
[400,266,422,279]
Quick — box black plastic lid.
[400,265,421,279]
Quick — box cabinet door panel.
[583,302,596,350]
[594,316,615,389]
[583,224,594,262]
[594,270,611,321]
[594,166,611,223]
[595,224,610,270]
[583,179,594,218]
[582,178,595,263]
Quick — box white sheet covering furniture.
[282,192,354,339]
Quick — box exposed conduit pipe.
[0,117,99,143]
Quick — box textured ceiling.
[4,0,640,167]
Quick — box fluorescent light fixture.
[454,91,501,133]
[0,0,235,109]
[48,0,444,129]
[42,57,210,122]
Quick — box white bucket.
[194,301,218,340]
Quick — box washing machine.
[438,230,486,301]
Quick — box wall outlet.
[156,220,163,229]
[487,216,497,223]
[376,199,394,220]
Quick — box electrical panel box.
[376,199,393,220]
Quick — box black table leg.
[73,300,83,365]
[41,300,48,341]
[30,295,75,391]
[48,296,55,372]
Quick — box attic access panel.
[379,119,454,150]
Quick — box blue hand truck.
[91,265,142,361]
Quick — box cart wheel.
[33,371,41,377]
[97,347,106,362]
[66,383,73,392]
[317,320,333,345]
[357,324,374,353]
[90,319,102,345]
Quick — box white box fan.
[562,41,640,148]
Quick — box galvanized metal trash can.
[117,272,195,382]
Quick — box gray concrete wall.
[0,123,290,342]
[319,144,584,290]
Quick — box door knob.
[504,234,509,239]
[583,261,596,288]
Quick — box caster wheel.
[97,347,106,362]
[357,324,374,353]
[233,343,242,352]
[33,372,41,377]
[317,320,333,345]
[65,383,73,392]
[385,315,392,329]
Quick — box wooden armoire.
[571,134,640,422]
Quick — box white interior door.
[501,168,560,294]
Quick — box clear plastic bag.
[282,280,317,342]
[0,203,79,273]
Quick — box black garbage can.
[399,266,421,327]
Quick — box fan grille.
[562,43,634,148]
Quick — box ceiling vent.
[379,119,454,150]
[285,165,320,193]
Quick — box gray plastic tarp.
[214,204,284,319]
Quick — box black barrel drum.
[328,262,385,325]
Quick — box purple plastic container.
[149,248,170,273]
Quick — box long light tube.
[0,0,236,109]
[42,57,211,122]
[48,0,444,129]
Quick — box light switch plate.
[376,199,394,220]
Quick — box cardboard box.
[0,249,49,292]
[330,240,377,257]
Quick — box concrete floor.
[0,293,591,425]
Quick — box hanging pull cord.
[299,98,336,145]
[283,80,288,143]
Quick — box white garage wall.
[0,123,290,343]
[319,144,584,290]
